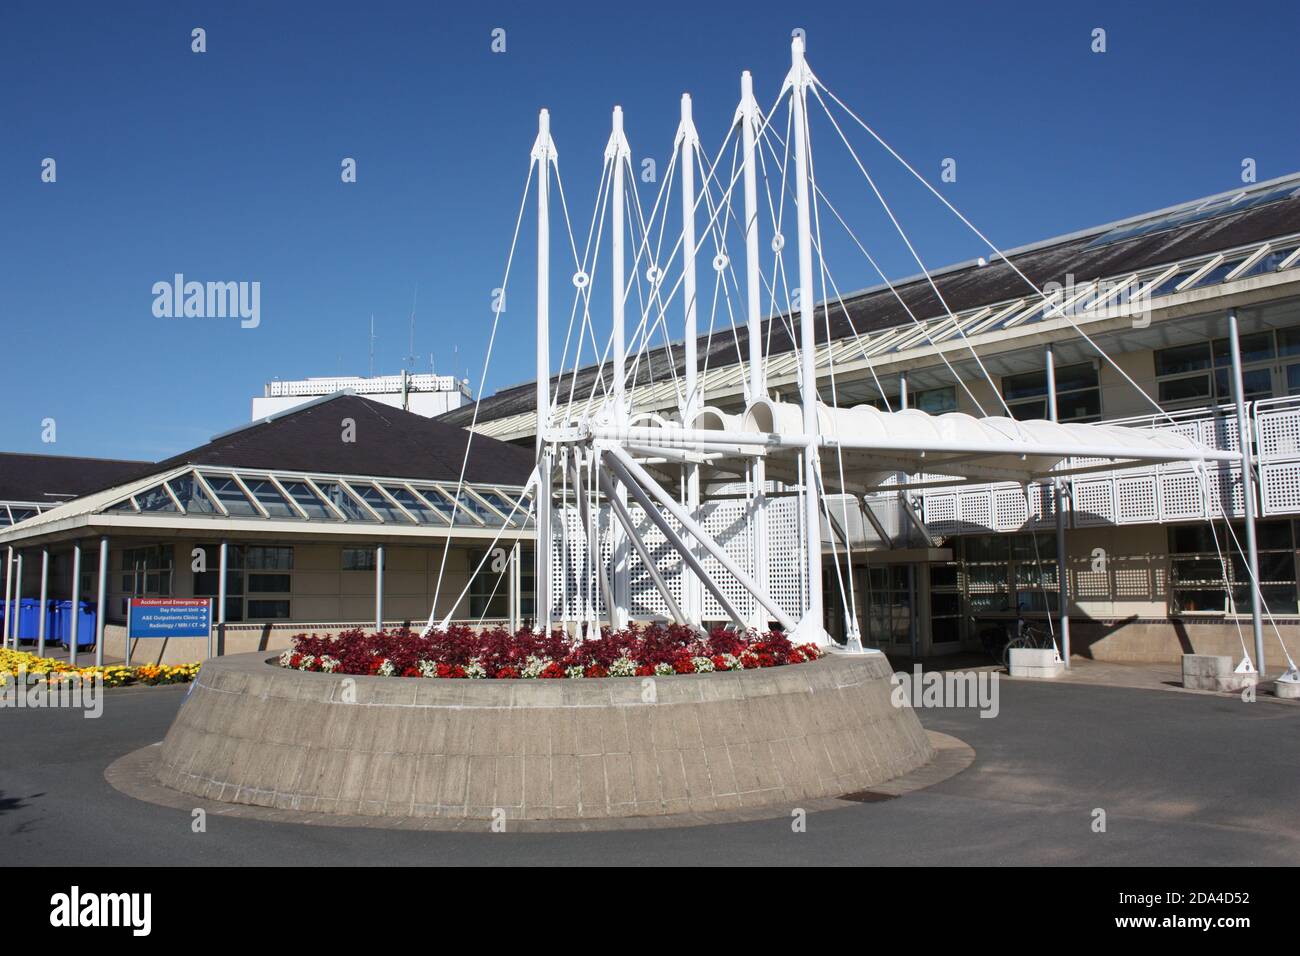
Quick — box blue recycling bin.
[17,598,43,642]
[52,600,96,648]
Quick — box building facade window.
[1168,520,1297,616]
[342,547,382,571]
[928,564,963,645]
[1154,330,1283,409]
[866,385,957,414]
[960,533,1058,616]
[1001,363,1100,422]
[193,544,244,623]
[466,546,533,620]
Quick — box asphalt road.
[2,679,1297,865]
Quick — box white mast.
[532,108,555,632]
[789,35,826,643]
[606,106,632,628]
[739,69,769,630]
[678,92,703,628]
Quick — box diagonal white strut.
[604,443,799,633]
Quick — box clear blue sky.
[2,0,1297,460]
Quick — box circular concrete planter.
[156,651,933,821]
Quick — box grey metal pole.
[95,536,109,667]
[69,543,82,668]
[1227,308,1266,673]
[508,541,520,632]
[2,547,11,651]
[374,545,385,630]
[215,541,228,659]
[15,553,25,650]
[10,548,22,655]
[1046,345,1071,667]
[37,549,49,658]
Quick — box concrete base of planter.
[1274,676,1300,699]
[155,651,934,822]
[1182,653,1259,693]
[1008,647,1064,679]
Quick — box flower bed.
[0,648,200,688]
[280,624,823,679]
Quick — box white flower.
[653,662,674,677]
[521,656,546,680]
[721,654,740,671]
[465,659,487,679]
[691,656,715,673]
[319,655,340,673]
[609,655,638,677]
[376,659,396,677]
[565,665,585,679]
[417,659,438,678]
[298,655,317,671]
[278,649,295,667]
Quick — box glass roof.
[95,466,531,531]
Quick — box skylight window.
[200,473,261,517]
[240,477,300,519]
[280,480,340,520]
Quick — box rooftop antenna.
[404,283,419,372]
[368,315,376,378]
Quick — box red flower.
[494,666,520,679]
[634,663,655,677]
[540,661,566,679]
[672,657,696,674]
[711,655,729,670]
[289,654,303,669]
[585,663,609,679]
[401,666,421,678]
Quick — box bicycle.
[1001,620,1058,671]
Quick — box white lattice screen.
[551,495,804,624]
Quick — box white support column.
[69,543,81,668]
[789,35,827,644]
[215,541,228,660]
[533,108,556,633]
[10,548,22,655]
[37,548,49,658]
[679,93,703,628]
[607,105,632,628]
[95,536,109,668]
[1228,308,1266,673]
[739,70,768,631]
[898,371,909,410]
[2,547,12,650]
[375,544,385,631]
[508,540,521,633]
[1046,344,1071,668]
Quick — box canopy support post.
[1228,307,1266,674]
[740,70,768,632]
[1046,344,1071,668]
[788,34,828,646]
[533,108,555,634]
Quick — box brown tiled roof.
[0,453,149,504]
[144,394,535,486]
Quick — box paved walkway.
[2,675,1297,865]
[886,650,1299,700]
